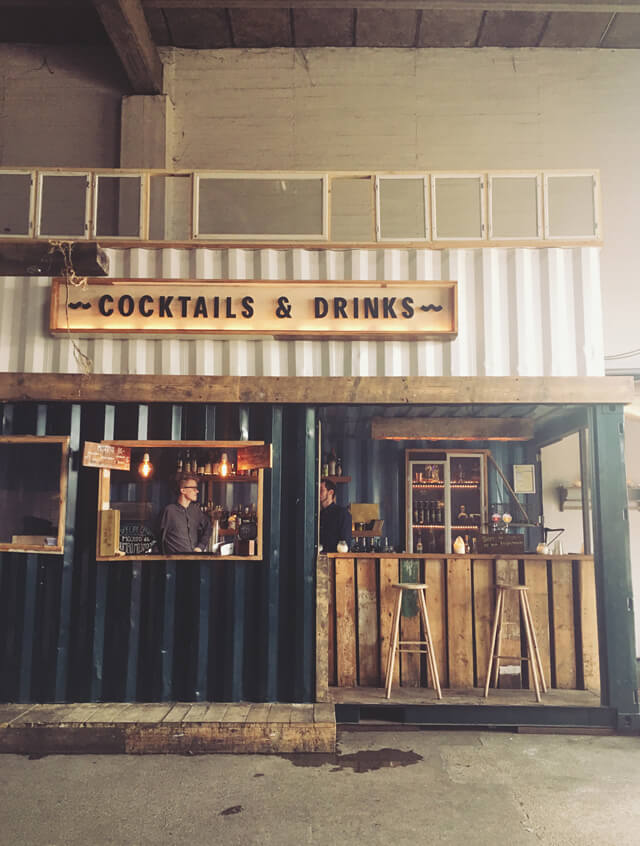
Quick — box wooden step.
[0,702,336,755]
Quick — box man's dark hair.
[323,478,337,494]
[176,472,198,494]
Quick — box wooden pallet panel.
[335,558,357,686]
[552,561,577,689]
[316,553,331,700]
[399,560,421,687]
[379,558,400,691]
[577,558,600,693]
[424,558,447,689]
[447,558,474,688]
[328,558,336,686]
[357,558,379,686]
[472,559,494,688]
[494,559,522,689]
[524,559,551,690]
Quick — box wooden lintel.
[92,0,163,95]
[0,375,634,406]
[371,416,535,441]
[0,242,109,277]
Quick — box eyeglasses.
[181,486,198,491]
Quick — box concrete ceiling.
[2,0,640,93]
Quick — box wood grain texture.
[524,559,552,689]
[424,558,448,688]
[472,558,494,688]
[316,553,330,701]
[335,558,357,686]
[0,373,633,406]
[379,557,400,691]
[577,558,600,693]
[447,558,474,688]
[551,561,577,689]
[494,559,522,689]
[356,558,379,685]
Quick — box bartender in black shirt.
[160,474,212,554]
[319,478,352,552]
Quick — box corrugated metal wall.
[0,401,318,704]
[0,246,604,377]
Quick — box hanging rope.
[49,240,93,375]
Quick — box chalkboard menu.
[476,533,525,554]
[119,522,156,555]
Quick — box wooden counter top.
[324,552,589,560]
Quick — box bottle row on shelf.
[322,448,344,478]
[177,449,259,478]
[414,531,477,554]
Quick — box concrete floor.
[1,728,639,846]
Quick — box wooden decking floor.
[0,702,336,755]
[330,687,601,708]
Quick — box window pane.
[0,173,31,236]
[198,177,324,236]
[0,442,63,546]
[379,178,426,240]
[434,177,482,239]
[150,175,191,241]
[330,177,373,241]
[40,174,87,237]
[547,175,596,237]
[96,176,141,237]
[491,176,539,238]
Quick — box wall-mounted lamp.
[138,452,153,478]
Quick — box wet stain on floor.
[279,747,423,773]
[220,805,243,816]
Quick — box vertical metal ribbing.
[18,404,48,702]
[0,405,14,697]
[259,406,283,701]
[159,405,183,701]
[224,406,249,702]
[293,406,317,702]
[195,404,216,702]
[54,403,81,701]
[125,404,149,701]
[589,405,638,719]
[91,404,115,701]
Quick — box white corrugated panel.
[0,246,604,378]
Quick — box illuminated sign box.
[50,278,457,340]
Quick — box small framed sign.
[513,464,536,494]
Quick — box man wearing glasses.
[160,473,212,554]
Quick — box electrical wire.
[604,348,640,360]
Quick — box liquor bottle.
[456,463,465,483]
[464,534,471,554]
[413,500,419,525]
[176,451,183,473]
[457,504,468,525]
[437,501,444,524]
[427,530,436,553]
[416,533,423,553]
[418,500,425,525]
[336,457,343,477]
[327,449,337,476]
[184,449,191,473]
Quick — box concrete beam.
[92,0,163,94]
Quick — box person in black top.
[319,478,352,553]
[160,473,212,554]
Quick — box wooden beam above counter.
[371,416,535,440]
[0,375,634,406]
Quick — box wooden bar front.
[321,554,600,697]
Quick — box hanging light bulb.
[219,452,229,477]
[138,452,153,478]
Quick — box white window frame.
[488,171,543,241]
[90,172,147,240]
[375,174,430,242]
[430,172,487,242]
[543,170,601,241]
[35,170,92,240]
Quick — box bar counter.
[317,552,599,699]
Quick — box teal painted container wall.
[0,401,317,704]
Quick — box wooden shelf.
[352,530,382,538]
[322,476,351,483]
[191,474,258,483]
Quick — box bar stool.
[384,583,442,700]
[484,584,547,702]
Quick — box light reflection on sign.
[51,279,457,339]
